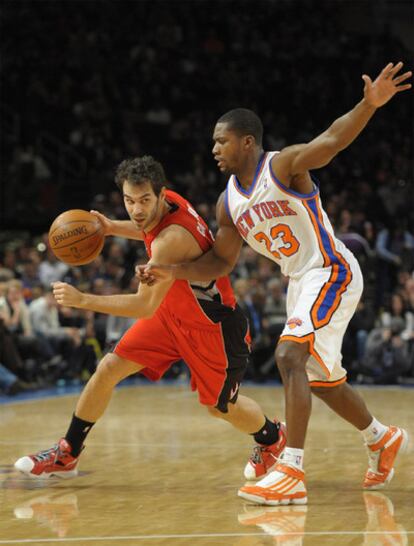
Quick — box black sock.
[65,414,95,457]
[252,417,279,446]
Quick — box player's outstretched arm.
[138,193,243,284]
[52,227,196,318]
[273,62,412,181]
[90,210,144,241]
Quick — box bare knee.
[275,341,309,378]
[94,353,136,386]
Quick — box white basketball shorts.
[279,256,363,386]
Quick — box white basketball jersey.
[225,151,356,279]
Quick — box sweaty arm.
[52,226,201,318]
[272,62,412,187]
[141,193,243,283]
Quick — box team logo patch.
[287,317,303,329]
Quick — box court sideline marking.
[0,530,413,543]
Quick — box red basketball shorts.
[113,304,250,412]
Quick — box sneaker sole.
[238,490,307,506]
[15,467,79,480]
[363,428,409,490]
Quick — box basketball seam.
[49,220,101,237]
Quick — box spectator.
[0,362,31,396]
[363,318,411,384]
[0,279,32,337]
[375,223,414,308]
[380,292,414,342]
[29,289,81,368]
[38,249,69,288]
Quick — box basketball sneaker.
[14,438,80,479]
[244,422,287,480]
[239,462,307,506]
[363,426,408,490]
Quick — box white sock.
[281,447,304,470]
[361,417,388,445]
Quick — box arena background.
[1,2,414,546]
[0,0,413,394]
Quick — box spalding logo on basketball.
[48,209,105,266]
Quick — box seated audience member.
[362,318,411,384]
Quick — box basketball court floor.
[0,383,413,545]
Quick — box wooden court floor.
[0,384,413,546]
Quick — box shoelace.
[251,446,265,464]
[367,447,380,472]
[33,445,59,462]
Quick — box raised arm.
[272,62,412,185]
[138,192,243,283]
[90,210,144,241]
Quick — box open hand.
[363,62,412,108]
[136,263,175,286]
[90,210,114,236]
[52,282,85,308]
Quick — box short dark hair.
[217,108,263,146]
[115,156,167,196]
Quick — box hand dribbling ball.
[48,209,105,265]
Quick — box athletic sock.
[252,417,279,446]
[281,447,304,470]
[65,414,95,457]
[361,417,388,445]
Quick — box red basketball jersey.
[143,190,236,327]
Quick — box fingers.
[381,61,410,80]
[362,74,372,88]
[135,265,156,285]
[393,70,412,87]
[393,70,412,83]
[388,61,404,77]
[396,83,412,92]
[89,210,104,221]
[51,282,70,304]
[380,62,395,78]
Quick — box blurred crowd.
[0,0,413,394]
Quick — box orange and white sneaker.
[363,426,408,490]
[244,422,287,480]
[14,438,80,479]
[239,462,307,506]
[238,504,308,546]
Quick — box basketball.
[48,209,105,266]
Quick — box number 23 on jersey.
[254,224,300,260]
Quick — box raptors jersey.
[225,152,357,280]
[143,190,236,328]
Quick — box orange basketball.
[48,209,105,266]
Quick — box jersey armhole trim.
[269,159,319,200]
